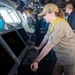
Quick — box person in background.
[30,3,75,75]
[35,18,48,46]
[24,7,36,35]
[25,8,36,24]
[65,3,75,32]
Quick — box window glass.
[0,8,21,24]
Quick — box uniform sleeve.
[49,21,65,45]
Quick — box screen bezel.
[0,28,28,64]
[0,42,19,75]
[16,27,30,43]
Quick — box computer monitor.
[0,29,27,63]
[16,27,29,43]
[16,27,34,46]
[0,43,18,75]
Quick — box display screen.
[1,30,26,57]
[17,28,29,43]
[0,43,15,75]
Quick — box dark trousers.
[37,54,57,75]
[18,65,37,75]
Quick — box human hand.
[32,46,40,50]
[30,61,38,71]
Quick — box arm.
[30,41,55,71]
[35,41,55,62]
[33,35,49,50]
[30,14,36,22]
[38,35,49,49]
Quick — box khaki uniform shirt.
[47,20,75,65]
